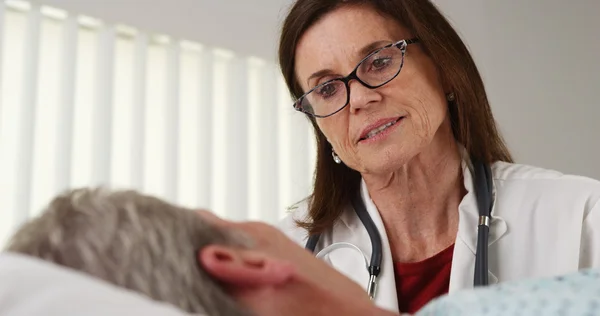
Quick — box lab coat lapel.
[449,160,506,291]
[358,180,400,313]
[327,180,400,313]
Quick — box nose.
[347,80,382,114]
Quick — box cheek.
[316,114,352,148]
[411,93,442,138]
[316,114,363,166]
[397,73,447,137]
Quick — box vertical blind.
[0,0,317,246]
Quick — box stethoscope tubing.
[306,160,493,297]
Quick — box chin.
[355,143,421,176]
[362,160,404,176]
[358,154,411,176]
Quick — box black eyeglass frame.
[293,38,420,118]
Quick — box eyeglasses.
[293,38,419,118]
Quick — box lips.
[358,117,403,142]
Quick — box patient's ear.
[199,245,295,287]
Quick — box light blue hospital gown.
[415,269,600,316]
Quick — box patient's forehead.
[196,210,223,223]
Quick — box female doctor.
[276,0,600,314]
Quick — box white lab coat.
[279,160,600,313]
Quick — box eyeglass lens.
[298,43,405,117]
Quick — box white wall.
[27,0,600,179]
[434,0,600,179]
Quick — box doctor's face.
[294,5,450,175]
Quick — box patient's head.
[5,188,251,316]
[6,188,380,316]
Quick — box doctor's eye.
[370,57,393,71]
[315,81,342,99]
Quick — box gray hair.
[5,188,252,316]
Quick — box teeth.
[366,120,397,139]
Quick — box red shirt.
[393,244,455,314]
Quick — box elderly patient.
[4,188,386,316]
[5,188,251,316]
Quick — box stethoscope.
[305,159,494,300]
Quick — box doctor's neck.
[362,134,464,263]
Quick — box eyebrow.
[358,40,391,58]
[305,40,393,87]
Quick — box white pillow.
[0,253,199,316]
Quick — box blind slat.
[14,5,42,226]
[130,32,148,188]
[247,59,262,220]
[226,57,249,221]
[210,52,230,216]
[196,48,214,209]
[0,3,7,246]
[164,40,180,201]
[54,15,78,192]
[258,64,280,223]
[91,26,116,185]
[0,2,5,123]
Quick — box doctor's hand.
[196,211,398,316]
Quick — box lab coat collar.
[338,156,508,248]
[337,152,508,292]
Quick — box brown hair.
[6,188,251,316]
[278,0,513,235]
